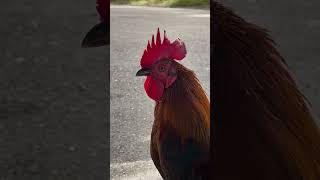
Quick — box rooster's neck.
[154,63,210,147]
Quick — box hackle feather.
[211,1,320,179]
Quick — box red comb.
[96,0,109,22]
[140,28,187,68]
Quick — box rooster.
[82,0,109,47]
[212,1,320,179]
[136,28,210,179]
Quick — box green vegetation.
[111,0,209,8]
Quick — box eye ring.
[159,65,165,72]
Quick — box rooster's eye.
[159,65,165,72]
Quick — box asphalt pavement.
[0,0,108,179]
[110,5,210,180]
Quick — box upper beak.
[136,68,151,76]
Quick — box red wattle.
[144,76,164,101]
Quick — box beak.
[81,21,109,48]
[136,68,151,76]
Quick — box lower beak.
[136,68,151,76]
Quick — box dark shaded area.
[0,0,109,179]
[219,0,320,122]
[211,1,320,179]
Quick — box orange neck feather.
[154,62,210,147]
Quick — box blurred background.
[221,0,320,124]
[0,0,109,179]
[111,0,208,7]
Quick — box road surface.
[110,5,210,180]
[0,0,108,179]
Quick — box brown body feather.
[151,62,210,179]
[211,1,320,179]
